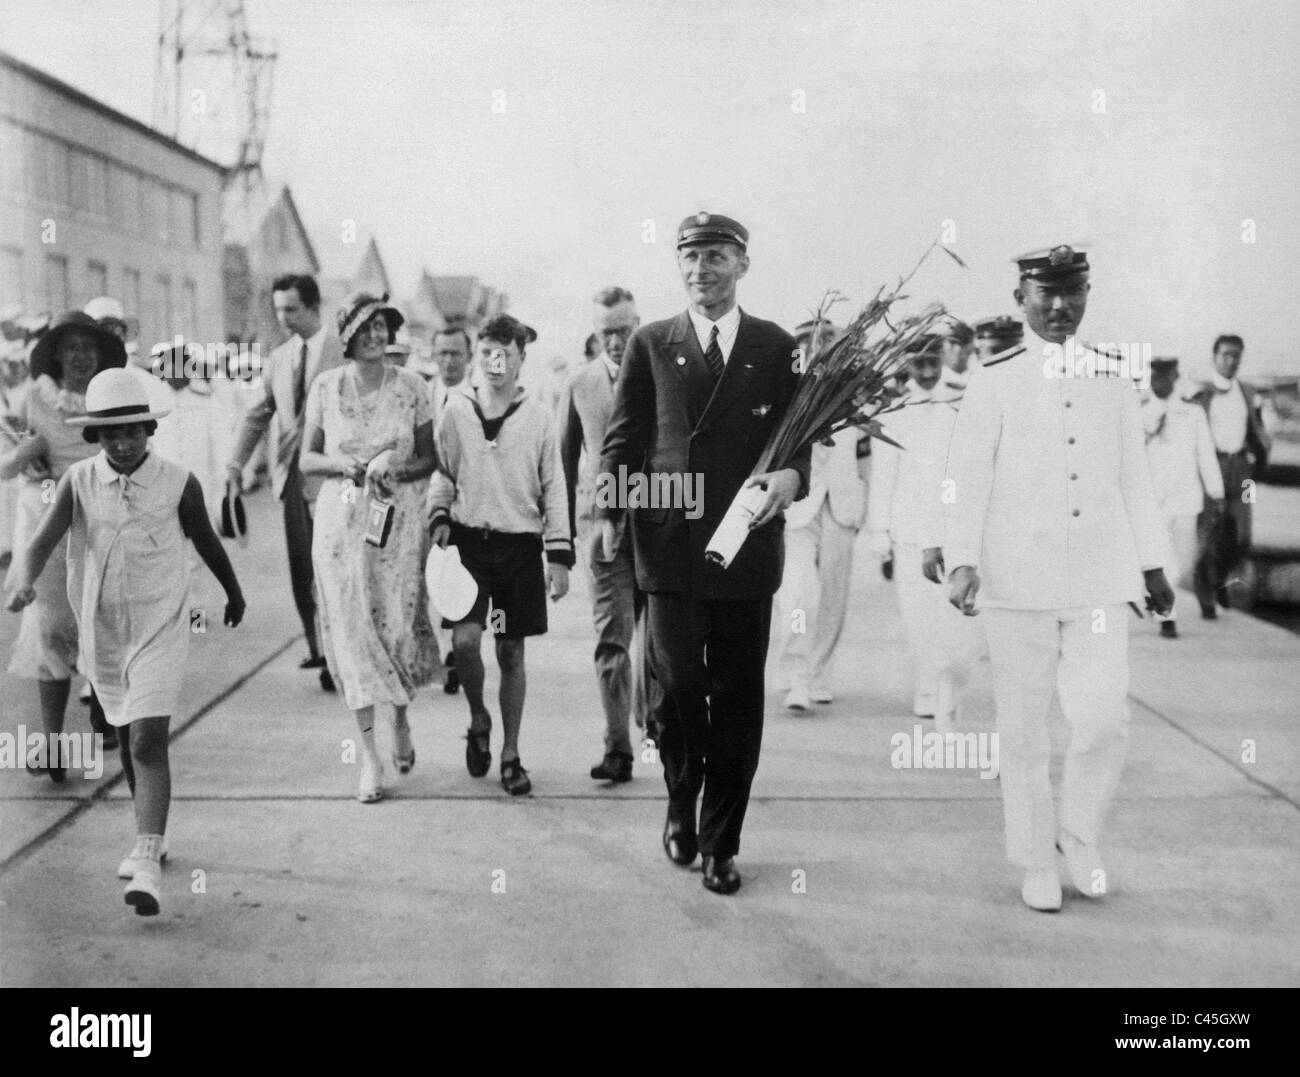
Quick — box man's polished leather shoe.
[702,856,741,895]
[662,811,697,866]
[590,750,633,782]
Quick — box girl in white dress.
[4,369,245,916]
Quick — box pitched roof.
[353,237,391,296]
[221,181,320,273]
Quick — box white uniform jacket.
[1141,394,1225,517]
[867,384,957,547]
[942,330,1168,610]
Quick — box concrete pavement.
[1,486,1298,987]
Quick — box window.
[39,135,70,206]
[0,247,22,308]
[155,274,172,337]
[85,260,108,303]
[45,254,69,313]
[70,149,90,210]
[189,192,201,247]
[86,155,107,216]
[182,278,198,332]
[0,120,22,197]
[122,267,141,317]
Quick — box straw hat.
[425,544,478,621]
[337,292,404,353]
[65,368,172,427]
[29,311,127,383]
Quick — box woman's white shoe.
[1021,868,1062,912]
[124,860,162,916]
[117,837,169,879]
[357,756,384,803]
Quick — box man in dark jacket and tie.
[598,212,809,895]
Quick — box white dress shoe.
[1058,833,1107,897]
[784,686,812,713]
[1021,868,1062,912]
[124,860,162,917]
[357,755,384,804]
[810,688,833,704]
[118,836,169,879]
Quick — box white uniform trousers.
[983,605,1130,869]
[893,541,983,721]
[774,501,857,692]
[1157,512,1199,625]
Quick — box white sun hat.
[65,368,172,427]
[425,543,478,622]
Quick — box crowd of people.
[0,214,1276,916]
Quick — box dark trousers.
[646,592,773,860]
[1195,450,1253,611]
[281,463,318,646]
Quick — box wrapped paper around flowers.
[704,241,962,570]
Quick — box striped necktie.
[704,324,724,384]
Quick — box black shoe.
[1200,605,1218,620]
[702,855,741,895]
[1216,586,1232,610]
[1160,620,1178,639]
[465,727,491,777]
[320,668,336,693]
[590,751,633,783]
[500,757,532,796]
[662,809,697,867]
[300,655,327,669]
[101,729,118,752]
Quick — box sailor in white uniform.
[943,244,1173,913]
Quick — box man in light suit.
[1142,357,1224,638]
[1186,334,1271,617]
[775,319,869,713]
[225,274,342,690]
[560,286,660,782]
[598,212,810,896]
[945,244,1173,912]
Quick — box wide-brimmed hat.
[29,311,128,383]
[220,489,249,546]
[84,296,140,342]
[65,368,172,427]
[337,292,404,353]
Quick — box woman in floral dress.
[300,293,439,803]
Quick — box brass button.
[1064,400,1072,408]
[1067,437,1076,445]
[1072,509,1080,517]
[1070,472,1078,480]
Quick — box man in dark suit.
[598,212,809,895]
[1186,334,1272,616]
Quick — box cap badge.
[676,355,686,366]
[1048,245,1074,267]
[695,212,709,226]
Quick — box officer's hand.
[224,467,243,498]
[1144,568,1175,617]
[921,546,945,584]
[430,522,450,550]
[547,563,569,602]
[745,469,800,528]
[5,582,35,613]
[600,518,619,562]
[949,565,980,616]
[881,555,894,581]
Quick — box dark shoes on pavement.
[702,856,741,896]
[300,655,326,669]
[465,727,491,777]
[590,751,633,783]
[500,757,532,796]
[662,809,698,867]
[1160,620,1178,639]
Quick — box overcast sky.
[5,0,1299,379]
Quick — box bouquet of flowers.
[706,241,964,568]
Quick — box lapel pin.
[676,355,686,366]
[752,404,771,416]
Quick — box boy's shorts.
[444,524,548,637]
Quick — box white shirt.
[1142,393,1225,517]
[942,328,1168,610]
[867,381,957,546]
[688,305,741,365]
[1207,374,1248,455]
[600,354,620,382]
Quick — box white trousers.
[774,502,857,692]
[983,605,1130,869]
[892,542,983,719]
[1157,512,1199,624]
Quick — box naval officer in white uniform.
[943,244,1174,912]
